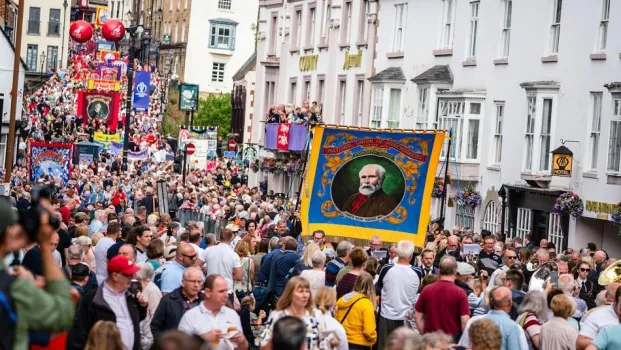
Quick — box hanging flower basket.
[432,179,445,198]
[452,187,481,208]
[553,191,584,219]
[250,159,260,173]
[258,158,304,175]
[610,204,621,231]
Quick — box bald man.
[459,286,528,349]
[160,242,198,294]
[577,283,621,350]
[341,163,398,218]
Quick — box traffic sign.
[186,143,196,156]
[228,139,237,151]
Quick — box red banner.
[76,90,121,131]
[277,123,291,152]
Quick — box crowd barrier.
[176,209,228,239]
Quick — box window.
[549,0,562,54]
[515,208,532,240]
[358,0,368,43]
[174,21,178,42]
[289,79,298,104]
[387,89,401,128]
[436,99,483,161]
[269,13,278,54]
[185,0,188,9]
[181,21,186,42]
[353,79,364,126]
[440,0,455,49]
[416,87,429,129]
[26,44,38,71]
[306,6,316,47]
[455,206,475,230]
[500,0,512,57]
[293,9,302,49]
[341,1,352,45]
[492,102,504,164]
[212,62,225,82]
[482,201,501,234]
[27,7,40,34]
[539,99,553,171]
[218,0,232,10]
[393,4,407,52]
[608,95,621,172]
[597,0,610,51]
[371,87,383,128]
[48,9,61,36]
[589,93,603,170]
[46,46,58,71]
[466,102,481,159]
[317,77,325,103]
[303,78,311,102]
[524,96,536,171]
[438,101,464,159]
[169,0,173,11]
[177,0,181,10]
[209,22,237,50]
[467,2,479,58]
[336,79,347,124]
[321,3,331,45]
[0,135,6,170]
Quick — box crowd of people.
[2,27,621,350]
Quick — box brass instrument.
[528,262,559,292]
[526,258,540,271]
[598,260,621,286]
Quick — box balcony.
[47,21,60,36]
[264,123,310,152]
[27,20,40,35]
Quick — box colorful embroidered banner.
[277,123,291,152]
[77,90,121,130]
[96,63,122,81]
[300,126,446,247]
[28,141,73,185]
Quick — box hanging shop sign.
[551,145,573,177]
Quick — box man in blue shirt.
[268,238,299,296]
[160,242,196,293]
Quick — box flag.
[133,71,151,111]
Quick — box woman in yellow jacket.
[335,271,377,350]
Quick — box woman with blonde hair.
[234,240,255,300]
[258,276,333,350]
[75,225,89,238]
[76,236,96,271]
[469,319,502,350]
[335,271,377,350]
[540,294,578,350]
[85,320,124,350]
[315,287,348,350]
[292,242,321,276]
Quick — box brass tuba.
[528,262,559,292]
[526,258,540,271]
[598,260,621,286]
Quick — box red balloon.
[102,19,126,42]
[69,20,93,43]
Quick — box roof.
[1,30,28,71]
[411,65,453,84]
[209,18,239,25]
[604,82,621,90]
[232,51,257,82]
[367,67,406,83]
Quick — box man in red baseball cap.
[68,255,148,350]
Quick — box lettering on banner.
[299,55,319,72]
[343,51,362,70]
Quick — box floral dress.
[259,308,328,350]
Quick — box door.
[531,210,549,247]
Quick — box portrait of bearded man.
[341,163,399,218]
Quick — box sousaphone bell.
[598,260,621,286]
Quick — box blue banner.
[133,71,151,111]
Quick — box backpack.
[0,269,17,350]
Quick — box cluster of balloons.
[69,19,126,43]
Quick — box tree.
[194,93,231,138]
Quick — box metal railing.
[27,20,40,34]
[176,209,228,240]
[48,21,60,36]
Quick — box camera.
[17,185,60,242]
[128,279,142,296]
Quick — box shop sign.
[343,51,362,70]
[551,145,573,177]
[299,55,318,72]
[584,200,619,220]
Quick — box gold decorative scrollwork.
[321,200,341,218]
[385,206,407,224]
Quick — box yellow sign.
[299,55,318,72]
[585,200,619,214]
[93,132,121,149]
[552,153,572,177]
[88,79,121,91]
[343,51,362,70]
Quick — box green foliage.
[194,93,232,138]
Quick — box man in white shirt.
[178,274,248,349]
[375,240,420,349]
[95,222,120,284]
[577,282,621,350]
[201,228,243,303]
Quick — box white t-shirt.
[178,303,243,350]
[377,263,420,320]
[201,243,241,293]
[95,236,116,284]
[323,313,348,350]
[579,305,618,340]
[190,243,205,258]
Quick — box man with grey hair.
[63,244,98,292]
[341,163,399,218]
[558,273,587,319]
[376,240,420,348]
[325,241,353,287]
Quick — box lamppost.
[39,51,46,78]
[122,25,145,171]
[140,29,152,64]
[59,0,68,68]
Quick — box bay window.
[607,95,621,172]
[369,85,402,129]
[520,85,559,174]
[436,98,483,161]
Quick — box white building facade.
[0,33,25,167]
[184,0,259,95]
[21,0,71,72]
[371,0,621,254]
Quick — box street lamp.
[140,29,152,64]
[39,51,46,78]
[121,25,144,171]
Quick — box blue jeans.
[252,286,268,310]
